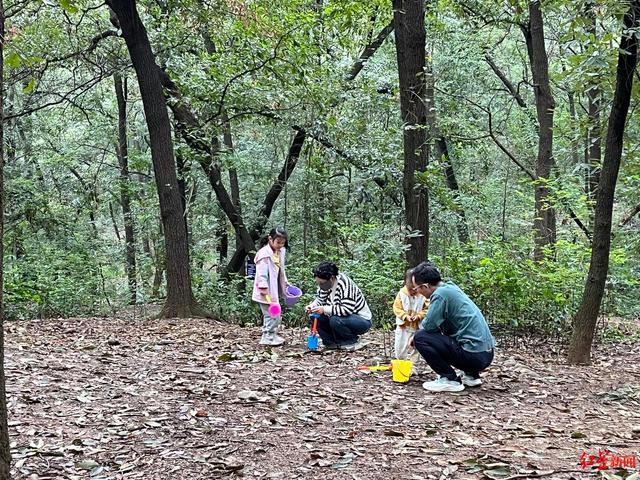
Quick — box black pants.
[315,313,372,347]
[414,330,493,381]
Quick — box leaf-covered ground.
[5,316,640,479]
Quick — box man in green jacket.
[411,262,495,392]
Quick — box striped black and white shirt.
[312,273,372,320]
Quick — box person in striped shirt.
[305,261,372,351]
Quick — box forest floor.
[5,314,640,480]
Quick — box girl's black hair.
[313,261,339,280]
[259,226,289,249]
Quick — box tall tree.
[107,0,210,318]
[114,73,137,305]
[568,0,640,364]
[0,0,12,475]
[393,0,430,266]
[522,0,557,261]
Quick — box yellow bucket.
[391,359,413,383]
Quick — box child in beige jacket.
[393,269,429,360]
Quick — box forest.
[0,0,639,478]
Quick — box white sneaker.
[259,334,285,346]
[461,374,482,387]
[341,341,367,351]
[422,376,465,392]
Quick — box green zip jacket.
[420,281,495,352]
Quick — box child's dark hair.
[413,261,441,285]
[259,226,289,248]
[313,261,339,280]
[404,268,414,285]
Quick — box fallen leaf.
[217,353,237,362]
[76,459,100,470]
[483,466,511,479]
[331,452,355,469]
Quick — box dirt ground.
[5,316,640,479]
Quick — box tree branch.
[4,71,109,120]
[345,21,394,81]
[292,125,400,206]
[158,68,256,254]
[484,51,527,108]
[619,202,640,226]
[488,111,592,240]
[210,32,290,121]
[41,29,118,68]
[487,110,536,180]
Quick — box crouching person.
[411,262,495,392]
[305,261,372,351]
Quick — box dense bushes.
[5,241,106,319]
[5,220,638,338]
[198,227,638,335]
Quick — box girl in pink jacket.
[252,227,291,346]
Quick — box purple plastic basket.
[285,285,303,306]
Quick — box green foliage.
[440,238,590,333]
[4,240,105,319]
[600,321,640,344]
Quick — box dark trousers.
[316,314,372,347]
[414,330,493,380]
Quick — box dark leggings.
[414,330,493,380]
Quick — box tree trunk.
[175,151,190,246]
[525,1,557,261]
[568,0,639,364]
[108,0,210,318]
[436,137,470,244]
[0,0,13,475]
[585,1,602,224]
[114,73,137,305]
[223,110,242,262]
[393,0,430,266]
